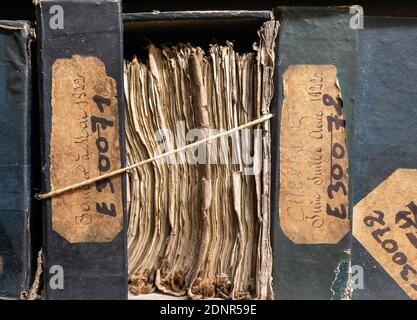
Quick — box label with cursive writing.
[279,65,350,244]
[50,55,123,243]
[353,169,417,299]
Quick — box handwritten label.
[50,55,122,243]
[279,65,350,244]
[353,169,417,299]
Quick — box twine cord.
[35,113,273,200]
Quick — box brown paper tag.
[279,65,350,244]
[50,55,123,243]
[353,169,417,299]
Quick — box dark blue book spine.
[271,6,358,299]
[36,0,127,299]
[352,16,417,300]
[0,20,34,299]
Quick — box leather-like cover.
[271,6,357,299]
[36,0,127,300]
[0,20,34,299]
[352,16,417,300]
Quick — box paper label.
[353,169,417,299]
[50,55,123,243]
[279,65,350,244]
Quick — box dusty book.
[0,20,36,300]
[35,0,127,299]
[270,6,358,299]
[352,16,417,300]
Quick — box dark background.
[0,0,416,21]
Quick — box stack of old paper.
[124,21,278,299]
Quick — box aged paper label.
[279,65,350,244]
[353,169,417,299]
[50,55,123,243]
